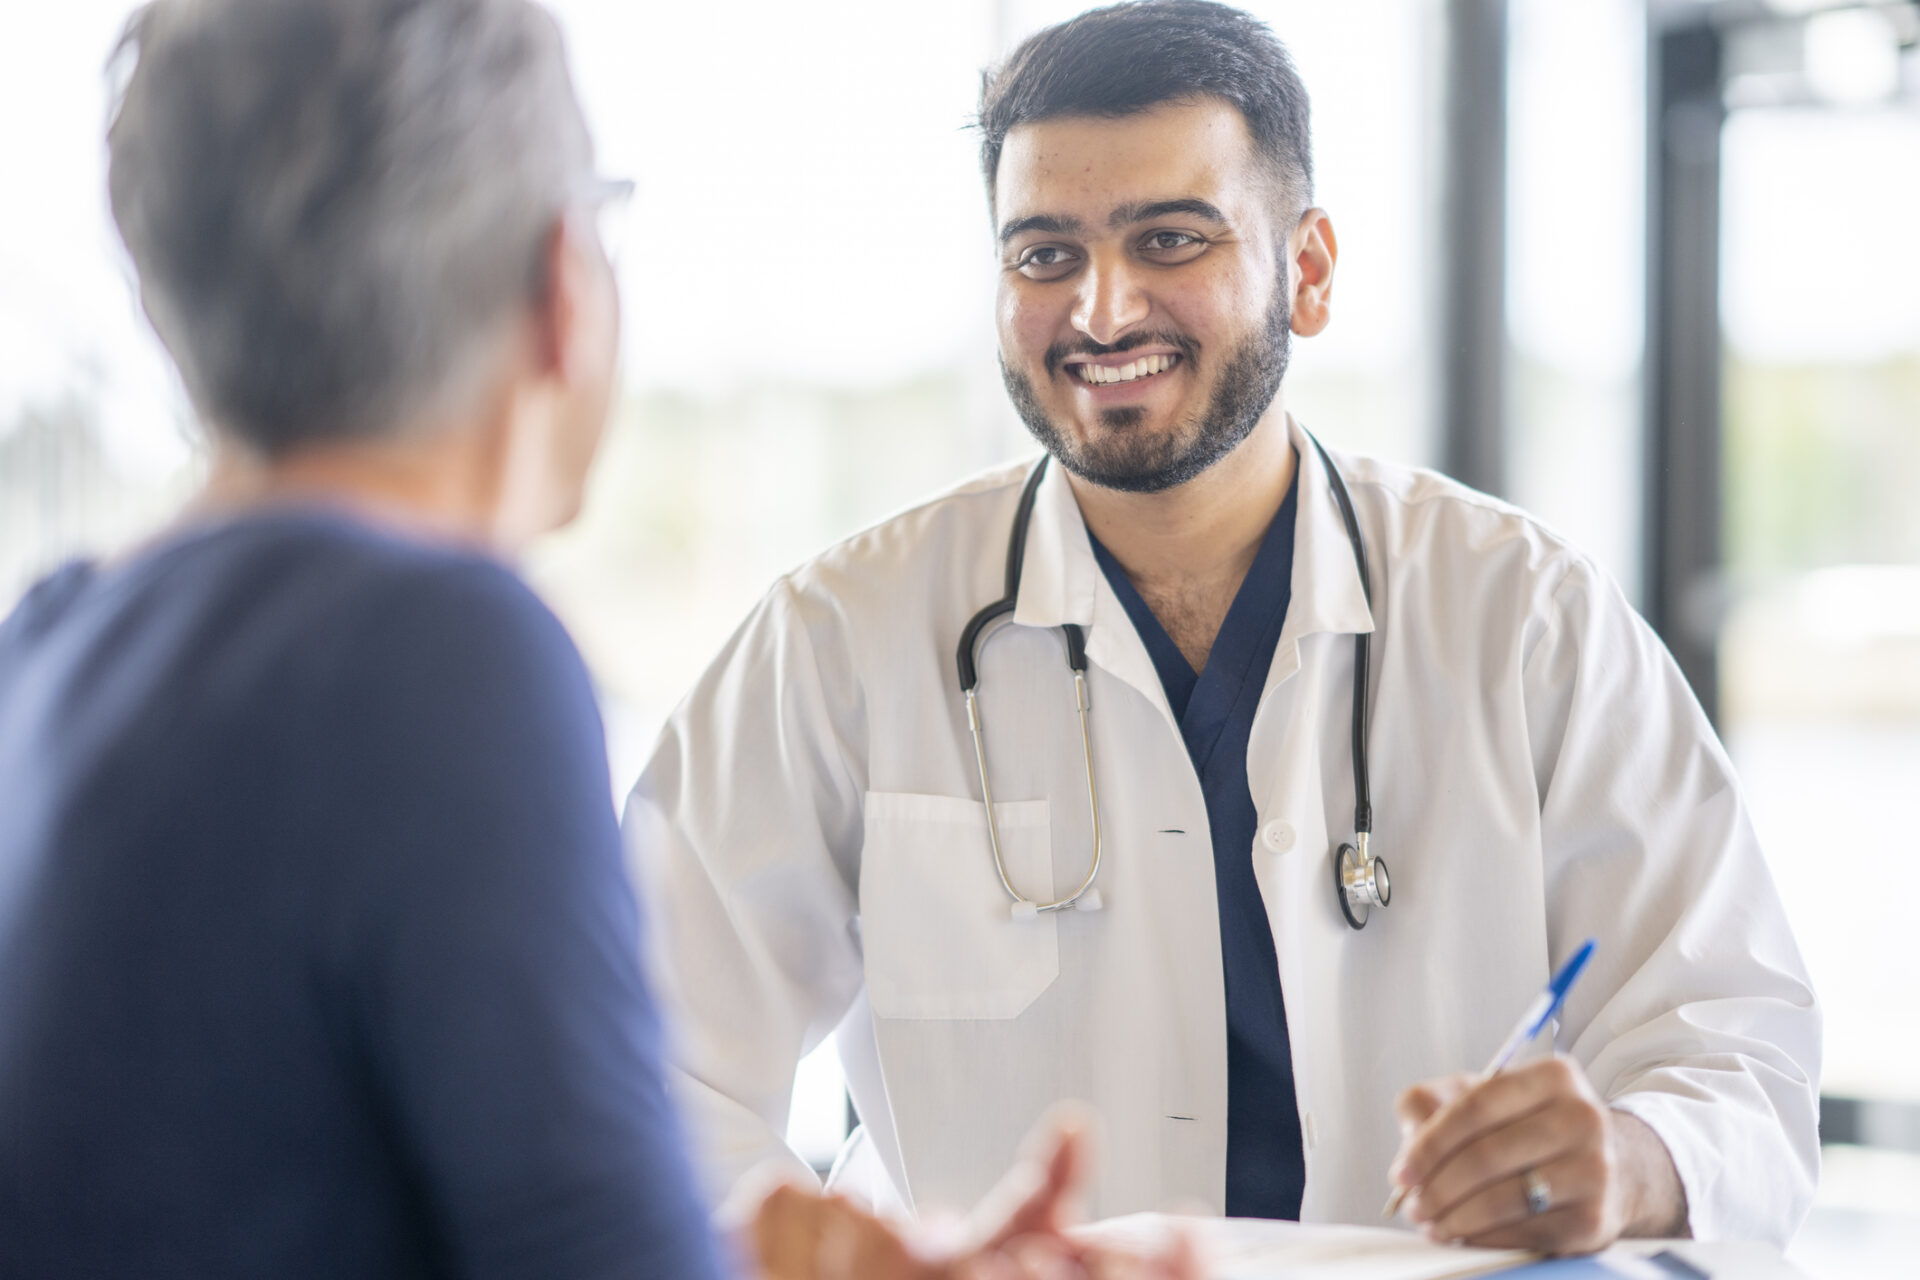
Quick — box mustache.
[1044,330,1200,376]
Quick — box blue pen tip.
[1550,938,1598,1000]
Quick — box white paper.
[1074,1217,1804,1280]
[1076,1214,1533,1280]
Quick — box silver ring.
[1523,1167,1552,1216]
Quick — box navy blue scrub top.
[1087,461,1305,1220]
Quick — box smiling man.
[628,0,1819,1255]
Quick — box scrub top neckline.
[1087,453,1300,773]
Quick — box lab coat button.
[1261,820,1296,853]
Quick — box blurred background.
[2,0,1915,1271]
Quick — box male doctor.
[626,0,1819,1254]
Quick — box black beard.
[999,269,1292,494]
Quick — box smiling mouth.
[1069,353,1183,386]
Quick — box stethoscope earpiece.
[1007,886,1102,921]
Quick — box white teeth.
[1075,354,1177,385]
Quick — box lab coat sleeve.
[621,576,869,1207]
[1522,557,1821,1244]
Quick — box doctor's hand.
[1387,1055,1689,1254]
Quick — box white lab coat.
[624,417,1819,1243]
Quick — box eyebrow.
[1108,198,1230,228]
[997,213,1086,246]
[997,199,1232,246]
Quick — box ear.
[484,213,616,548]
[529,212,613,384]
[1288,208,1337,338]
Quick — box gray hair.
[108,0,596,455]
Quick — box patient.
[0,1,1192,1277]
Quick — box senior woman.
[0,1,1194,1277]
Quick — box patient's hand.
[745,1111,1200,1280]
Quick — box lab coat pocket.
[859,792,1058,1020]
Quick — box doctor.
[626,0,1818,1254]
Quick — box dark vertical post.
[1644,16,1725,722]
[1439,0,1510,497]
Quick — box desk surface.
[1076,1215,1806,1280]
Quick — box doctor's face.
[993,98,1305,493]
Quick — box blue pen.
[1382,938,1599,1219]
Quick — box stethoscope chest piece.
[1334,833,1391,930]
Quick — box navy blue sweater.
[0,509,729,1280]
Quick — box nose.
[1069,251,1150,347]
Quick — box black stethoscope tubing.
[955,459,1086,690]
[1308,432,1391,928]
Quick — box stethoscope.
[955,432,1392,930]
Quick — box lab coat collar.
[1008,415,1377,646]
[1284,417,1377,644]
[1009,456,1099,632]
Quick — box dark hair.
[977,0,1313,215]
[107,0,594,456]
